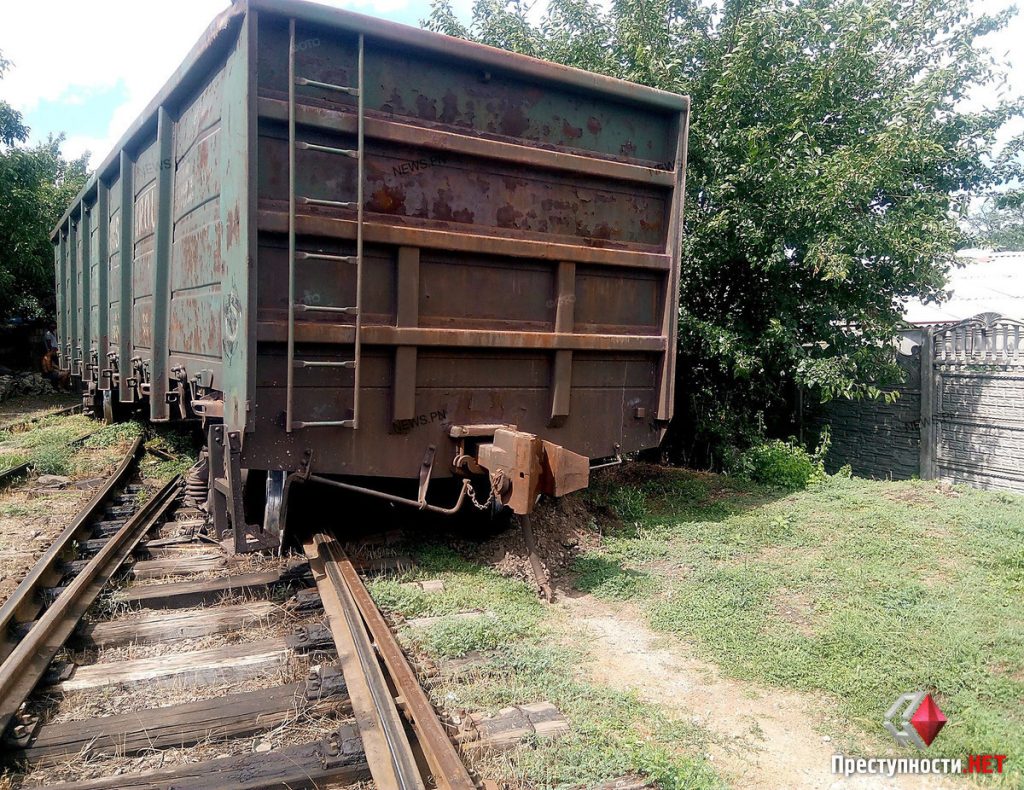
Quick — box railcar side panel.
[106,173,122,371]
[51,0,689,500]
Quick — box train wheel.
[264,470,287,549]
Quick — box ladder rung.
[299,197,357,209]
[297,141,357,158]
[296,77,360,96]
[294,304,359,316]
[297,252,358,264]
[293,360,357,369]
[292,420,356,429]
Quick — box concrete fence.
[814,312,1024,494]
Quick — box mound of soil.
[458,481,622,588]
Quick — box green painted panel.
[217,12,253,433]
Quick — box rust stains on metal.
[226,205,241,249]
[498,103,531,138]
[367,184,406,214]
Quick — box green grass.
[578,466,1024,784]
[0,414,96,476]
[367,545,723,789]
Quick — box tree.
[426,0,1024,464]
[0,52,90,322]
[0,54,28,147]
[964,192,1024,251]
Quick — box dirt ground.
[460,468,975,790]
[556,594,958,790]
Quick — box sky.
[1,0,1022,170]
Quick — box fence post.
[919,327,936,480]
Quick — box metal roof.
[902,249,1024,325]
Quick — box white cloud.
[0,0,424,168]
[2,0,232,167]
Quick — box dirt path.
[558,594,958,790]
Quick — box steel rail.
[0,437,142,665]
[309,531,476,790]
[305,532,423,790]
[0,468,181,735]
[0,462,32,489]
[0,403,84,434]
[0,432,101,493]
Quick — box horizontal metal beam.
[258,210,671,271]
[258,321,666,352]
[259,97,677,188]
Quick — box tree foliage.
[0,52,89,322]
[425,0,1024,463]
[964,191,1024,251]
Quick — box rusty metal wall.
[167,68,227,390]
[51,1,688,482]
[107,172,122,362]
[244,9,688,477]
[53,6,248,422]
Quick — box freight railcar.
[52,0,690,552]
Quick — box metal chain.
[467,469,505,511]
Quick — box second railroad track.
[0,439,480,789]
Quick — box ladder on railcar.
[286,20,365,432]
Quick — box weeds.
[368,543,723,788]
[572,467,1024,782]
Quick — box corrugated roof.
[902,249,1024,325]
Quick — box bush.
[729,430,829,490]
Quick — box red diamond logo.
[909,694,947,747]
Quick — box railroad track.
[0,403,84,435]
[0,442,479,789]
[0,402,93,489]
[0,428,100,490]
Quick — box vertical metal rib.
[353,33,365,429]
[286,18,297,433]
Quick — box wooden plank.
[129,553,226,579]
[42,730,369,789]
[113,560,309,609]
[52,637,291,692]
[79,600,281,647]
[138,544,224,558]
[15,667,350,764]
[464,701,570,752]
